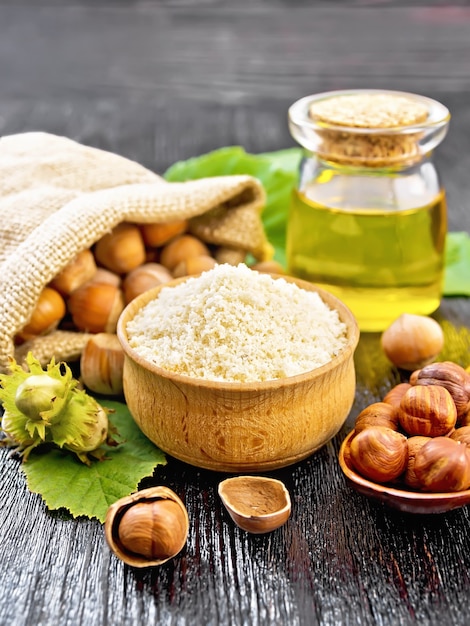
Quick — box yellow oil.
[286,188,447,332]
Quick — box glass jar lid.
[288,89,450,167]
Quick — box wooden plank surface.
[0,2,470,625]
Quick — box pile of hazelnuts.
[14,220,282,396]
[347,314,470,493]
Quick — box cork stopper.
[307,92,430,166]
[309,93,428,129]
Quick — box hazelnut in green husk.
[0,352,120,464]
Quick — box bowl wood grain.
[117,274,360,472]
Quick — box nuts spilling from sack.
[14,220,284,395]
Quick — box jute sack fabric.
[0,132,271,372]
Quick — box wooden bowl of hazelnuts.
[339,360,470,514]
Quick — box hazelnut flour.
[126,263,347,382]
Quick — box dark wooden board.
[1,2,470,625]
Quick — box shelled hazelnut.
[413,437,470,492]
[409,361,470,418]
[349,426,408,483]
[383,383,411,409]
[450,426,470,447]
[347,359,470,493]
[404,436,432,489]
[397,384,457,437]
[354,402,399,433]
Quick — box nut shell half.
[104,486,189,568]
[218,476,291,534]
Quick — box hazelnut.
[104,486,189,568]
[410,361,470,419]
[50,249,97,295]
[250,260,286,275]
[68,282,124,333]
[403,435,432,489]
[89,268,122,288]
[80,333,125,396]
[459,407,470,428]
[398,384,457,437]
[349,426,408,483]
[122,263,172,304]
[381,313,444,371]
[160,235,210,272]
[354,402,399,433]
[466,369,470,397]
[140,219,188,247]
[413,437,470,492]
[383,383,412,409]
[172,254,217,278]
[17,286,66,340]
[94,223,146,274]
[450,426,470,447]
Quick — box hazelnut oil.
[287,90,451,331]
[286,186,447,332]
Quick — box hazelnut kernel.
[413,437,470,492]
[349,426,408,483]
[398,384,457,437]
[118,500,187,561]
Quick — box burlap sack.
[0,132,271,372]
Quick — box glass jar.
[286,89,451,332]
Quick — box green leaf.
[257,147,303,173]
[165,146,469,297]
[21,399,166,522]
[165,146,302,266]
[444,231,470,296]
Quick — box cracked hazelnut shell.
[104,486,189,568]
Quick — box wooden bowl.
[117,274,360,472]
[339,431,470,514]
